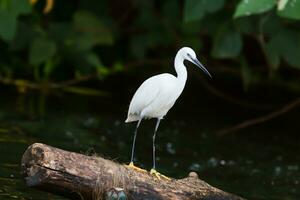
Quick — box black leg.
[152,118,161,170]
[130,119,142,164]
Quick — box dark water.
[0,90,299,200]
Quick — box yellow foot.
[125,162,147,173]
[150,169,171,180]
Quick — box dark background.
[0,0,300,200]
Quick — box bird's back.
[126,73,183,122]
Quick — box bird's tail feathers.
[125,114,140,123]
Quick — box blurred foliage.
[0,0,300,93]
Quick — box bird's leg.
[152,119,160,171]
[125,119,146,172]
[130,118,141,164]
[149,119,171,180]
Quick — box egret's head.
[180,47,212,78]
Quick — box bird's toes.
[125,162,147,173]
[150,169,171,180]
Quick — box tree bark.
[21,143,246,200]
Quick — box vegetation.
[0,2,300,199]
[0,0,300,94]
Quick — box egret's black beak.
[188,55,212,78]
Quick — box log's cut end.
[21,143,246,200]
[21,143,49,186]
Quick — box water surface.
[0,91,299,200]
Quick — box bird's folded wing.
[128,76,161,116]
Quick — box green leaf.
[10,22,38,50]
[73,10,113,46]
[49,23,72,42]
[85,52,109,76]
[29,38,57,65]
[234,17,258,34]
[265,30,300,69]
[234,0,276,18]
[212,24,243,59]
[0,0,31,41]
[43,58,59,79]
[0,0,31,15]
[279,31,300,68]
[277,0,289,10]
[264,38,280,70]
[260,14,283,35]
[10,0,31,15]
[0,11,17,41]
[112,62,123,72]
[0,0,9,10]
[183,0,224,22]
[277,0,300,20]
[86,53,102,68]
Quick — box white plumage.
[126,47,211,123]
[125,73,184,122]
[125,47,211,178]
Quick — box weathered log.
[21,143,246,200]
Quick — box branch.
[217,97,300,135]
[0,76,96,90]
[56,74,97,87]
[0,76,105,96]
[195,74,274,110]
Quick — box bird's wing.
[127,76,161,117]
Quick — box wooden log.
[21,143,246,200]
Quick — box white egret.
[125,47,211,179]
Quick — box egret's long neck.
[174,53,187,84]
